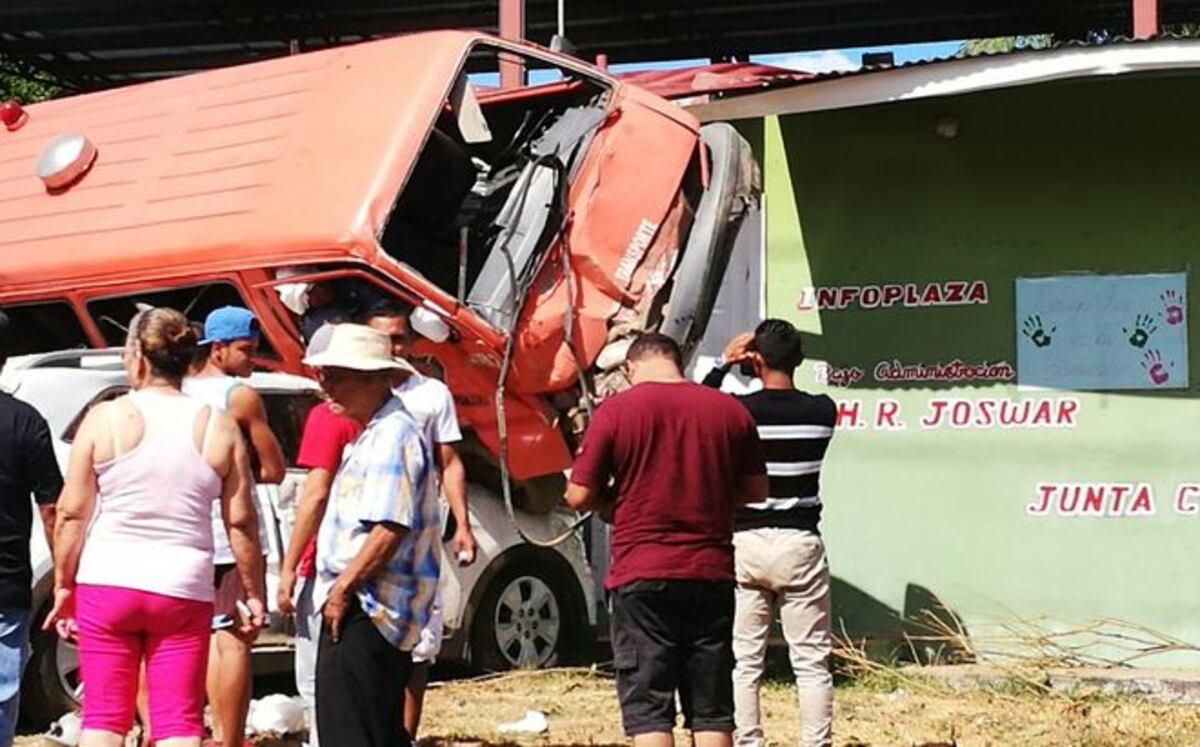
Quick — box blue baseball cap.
[199,306,259,345]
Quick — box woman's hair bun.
[132,307,197,380]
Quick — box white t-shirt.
[392,372,462,448]
[392,371,461,660]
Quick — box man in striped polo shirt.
[703,319,837,747]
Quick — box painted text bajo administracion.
[797,280,989,311]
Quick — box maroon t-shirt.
[570,381,765,590]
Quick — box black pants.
[316,595,413,747]
[610,579,735,736]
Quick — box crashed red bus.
[0,29,758,506]
[0,28,762,720]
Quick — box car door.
[255,385,322,619]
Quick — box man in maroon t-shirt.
[567,333,766,747]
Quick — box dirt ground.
[17,668,1200,746]
[416,668,1200,746]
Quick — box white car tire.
[469,548,589,672]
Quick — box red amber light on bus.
[0,100,28,131]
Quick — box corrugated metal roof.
[817,29,1200,78]
[685,35,1200,121]
[5,1,1200,92]
[623,33,1200,103]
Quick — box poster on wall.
[1015,273,1188,390]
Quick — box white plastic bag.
[496,709,549,735]
[45,710,82,746]
[247,693,308,735]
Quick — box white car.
[1,349,597,723]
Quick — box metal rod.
[558,0,565,38]
[457,226,469,301]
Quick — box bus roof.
[0,30,479,293]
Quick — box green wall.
[746,74,1200,665]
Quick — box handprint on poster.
[1015,273,1188,390]
[1122,314,1157,349]
[1021,315,1056,348]
[1161,290,1185,326]
[1141,349,1173,386]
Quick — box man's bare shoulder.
[227,381,264,408]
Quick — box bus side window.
[0,301,91,357]
[86,282,279,360]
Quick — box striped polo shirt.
[732,389,836,532]
[701,366,836,532]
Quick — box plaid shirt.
[314,397,440,650]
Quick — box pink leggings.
[76,585,212,739]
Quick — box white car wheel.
[470,551,585,672]
[55,638,82,702]
[493,575,562,669]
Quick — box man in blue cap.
[185,305,284,747]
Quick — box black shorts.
[609,579,735,736]
[211,561,266,632]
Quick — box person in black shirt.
[0,310,63,742]
[703,319,836,747]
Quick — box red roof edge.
[616,61,814,100]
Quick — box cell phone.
[212,614,235,631]
[738,340,758,376]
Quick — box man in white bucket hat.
[305,324,439,747]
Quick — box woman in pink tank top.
[44,308,266,747]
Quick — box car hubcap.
[493,576,561,669]
[57,638,83,703]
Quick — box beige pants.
[732,527,832,747]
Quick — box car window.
[0,301,91,356]
[61,385,128,443]
[86,282,278,360]
[260,391,321,468]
